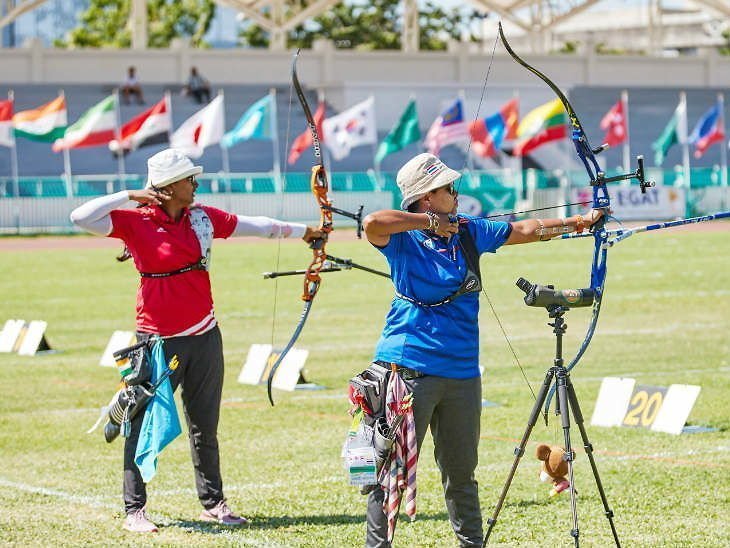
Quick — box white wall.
[2,39,729,91]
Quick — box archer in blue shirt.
[361,152,603,548]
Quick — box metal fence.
[0,168,727,235]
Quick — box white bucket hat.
[145,148,203,189]
[397,153,461,210]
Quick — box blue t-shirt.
[373,216,511,379]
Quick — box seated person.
[183,67,211,104]
[121,66,145,105]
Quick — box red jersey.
[109,204,237,336]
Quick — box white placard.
[238,344,274,385]
[590,377,636,427]
[651,384,701,435]
[17,320,52,356]
[237,344,310,391]
[0,319,26,353]
[271,348,309,392]
[99,331,136,367]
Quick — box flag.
[652,99,687,166]
[322,96,377,161]
[0,99,13,148]
[688,101,724,159]
[375,99,421,164]
[13,96,67,143]
[424,98,469,155]
[221,94,273,148]
[513,98,567,157]
[110,95,172,155]
[288,101,325,164]
[468,98,519,158]
[134,339,181,483]
[52,94,117,152]
[599,99,627,147]
[170,94,225,159]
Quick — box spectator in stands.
[183,66,212,104]
[121,66,144,105]
[70,148,322,534]
[361,152,604,547]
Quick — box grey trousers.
[366,374,483,547]
[123,326,225,513]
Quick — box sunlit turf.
[1,226,728,546]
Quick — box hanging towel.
[134,339,181,482]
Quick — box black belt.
[374,361,426,380]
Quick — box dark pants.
[190,88,211,104]
[124,326,225,513]
[366,375,483,547]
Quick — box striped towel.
[379,371,417,542]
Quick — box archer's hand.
[433,212,459,238]
[303,226,324,244]
[587,208,605,228]
[128,188,171,206]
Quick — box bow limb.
[498,23,615,417]
[266,51,333,406]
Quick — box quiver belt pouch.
[114,340,153,386]
[348,362,390,424]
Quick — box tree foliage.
[55,0,216,48]
[239,0,478,50]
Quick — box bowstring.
[460,30,536,401]
[270,81,297,350]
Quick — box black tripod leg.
[565,378,621,547]
[556,370,580,547]
[482,368,555,546]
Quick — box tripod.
[482,304,620,547]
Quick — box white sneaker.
[123,508,159,533]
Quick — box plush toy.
[536,443,572,497]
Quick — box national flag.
[468,98,519,158]
[652,98,687,166]
[109,95,172,156]
[688,101,724,159]
[322,97,377,161]
[513,98,567,157]
[599,99,627,147]
[170,94,225,159]
[221,94,273,148]
[375,99,421,164]
[13,96,67,142]
[52,94,117,152]
[424,98,469,155]
[0,99,13,148]
[288,101,326,165]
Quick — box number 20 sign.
[590,377,701,435]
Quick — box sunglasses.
[440,183,457,196]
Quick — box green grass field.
[1,226,728,547]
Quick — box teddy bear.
[536,443,572,497]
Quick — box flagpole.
[113,89,126,188]
[680,91,691,191]
[8,90,19,197]
[459,89,475,173]
[219,89,231,192]
[269,87,282,192]
[718,93,727,191]
[60,89,73,197]
[621,89,630,173]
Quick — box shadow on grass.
[167,511,450,531]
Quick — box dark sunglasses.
[440,183,457,196]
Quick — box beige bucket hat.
[397,153,460,209]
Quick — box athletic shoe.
[199,499,247,525]
[123,508,159,533]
